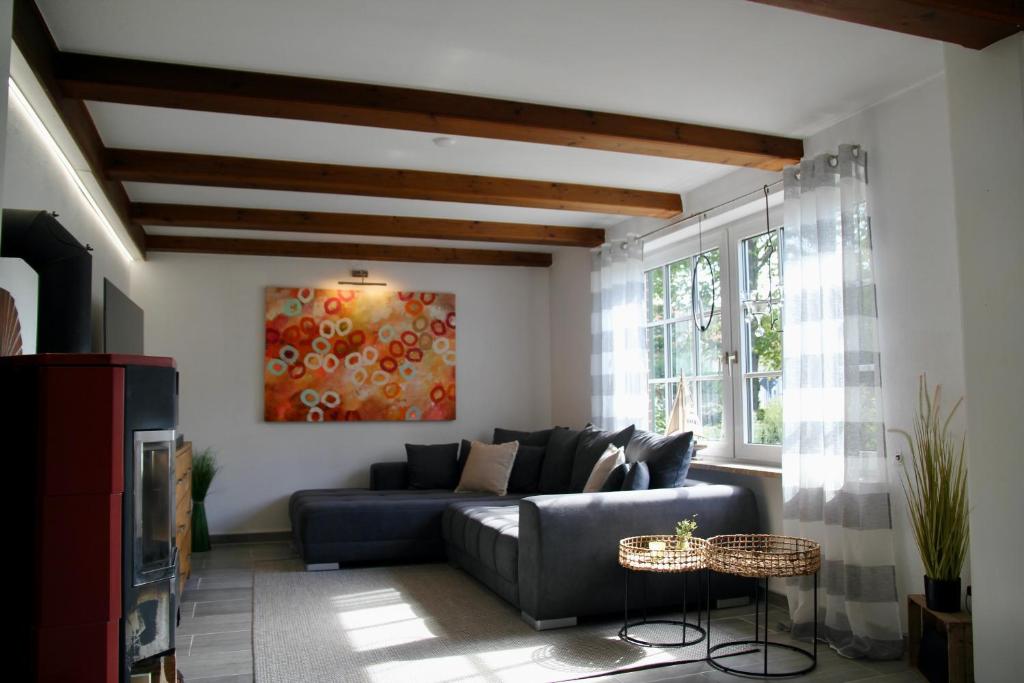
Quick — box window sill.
[689,458,782,479]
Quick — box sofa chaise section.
[289,486,518,569]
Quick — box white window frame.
[727,210,784,463]
[643,205,783,465]
[644,228,734,461]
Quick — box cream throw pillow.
[583,444,626,493]
[455,440,519,496]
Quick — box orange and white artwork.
[264,287,456,422]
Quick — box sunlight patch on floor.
[336,602,437,651]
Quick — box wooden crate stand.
[908,593,974,683]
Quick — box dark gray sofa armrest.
[370,462,408,490]
[517,485,759,622]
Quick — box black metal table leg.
[618,568,707,648]
[707,571,819,678]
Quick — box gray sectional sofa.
[289,426,760,629]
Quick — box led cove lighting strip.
[8,77,136,262]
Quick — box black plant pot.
[924,576,961,612]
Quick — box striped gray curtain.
[781,145,903,659]
[590,238,647,430]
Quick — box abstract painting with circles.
[264,287,456,422]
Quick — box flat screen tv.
[103,278,144,354]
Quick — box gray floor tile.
[848,671,926,682]
[177,611,252,636]
[184,676,253,683]
[187,629,252,656]
[193,598,252,617]
[176,649,252,679]
[194,574,255,590]
[181,587,253,603]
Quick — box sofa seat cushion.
[290,489,518,548]
[443,500,521,584]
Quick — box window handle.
[723,351,738,376]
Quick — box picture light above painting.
[264,287,456,422]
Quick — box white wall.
[548,247,592,426]
[944,34,1024,681]
[130,253,552,534]
[803,74,968,616]
[3,89,132,350]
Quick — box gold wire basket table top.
[706,533,821,578]
[618,535,708,573]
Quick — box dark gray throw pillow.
[625,430,694,489]
[405,443,460,489]
[493,427,554,448]
[537,427,581,494]
[621,460,651,490]
[600,462,630,491]
[506,444,545,493]
[569,424,636,492]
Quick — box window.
[643,209,783,463]
[644,249,723,440]
[738,231,782,447]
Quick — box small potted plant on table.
[675,516,698,551]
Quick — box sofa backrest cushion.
[537,427,581,494]
[621,461,651,490]
[569,424,635,492]
[625,430,695,489]
[493,427,554,448]
[456,440,519,496]
[598,461,631,492]
[405,443,460,489]
[506,444,546,494]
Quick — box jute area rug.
[253,561,747,683]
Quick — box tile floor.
[177,542,923,683]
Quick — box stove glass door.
[133,429,176,584]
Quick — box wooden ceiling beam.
[131,203,605,247]
[56,52,803,170]
[145,234,553,267]
[747,0,1022,50]
[107,149,681,218]
[11,0,147,256]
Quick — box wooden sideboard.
[175,441,193,593]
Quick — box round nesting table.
[618,535,708,648]
[705,533,821,678]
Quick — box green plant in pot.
[675,516,698,550]
[191,448,220,553]
[890,375,969,612]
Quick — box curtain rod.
[638,177,784,243]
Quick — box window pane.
[748,376,783,445]
[646,268,664,323]
[649,383,667,434]
[667,259,692,319]
[745,308,782,373]
[694,248,721,319]
[743,232,782,302]
[668,321,694,378]
[647,326,665,379]
[698,379,724,441]
[697,313,722,375]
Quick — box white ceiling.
[38,0,944,248]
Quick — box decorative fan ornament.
[0,288,24,356]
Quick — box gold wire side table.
[705,533,822,678]
[618,535,709,648]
